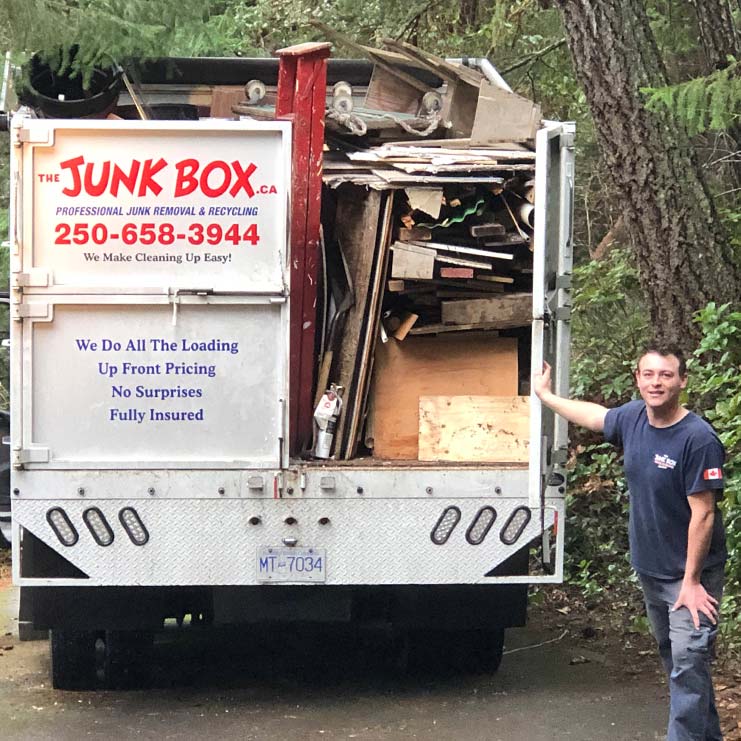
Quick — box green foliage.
[570,248,648,403]
[1,0,240,83]
[567,297,741,645]
[564,441,635,598]
[642,59,741,136]
[687,302,741,643]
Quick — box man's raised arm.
[533,362,609,433]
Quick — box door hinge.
[15,270,50,288]
[13,446,50,469]
[17,128,52,145]
[17,303,52,320]
[551,447,569,466]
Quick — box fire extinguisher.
[313,384,343,459]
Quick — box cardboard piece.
[371,335,518,459]
[406,188,443,219]
[419,395,530,462]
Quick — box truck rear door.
[12,119,291,471]
[529,122,575,568]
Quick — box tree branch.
[500,38,567,75]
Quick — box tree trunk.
[555,0,741,351]
[687,0,741,185]
[688,0,739,72]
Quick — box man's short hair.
[638,344,687,377]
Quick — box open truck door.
[529,121,575,577]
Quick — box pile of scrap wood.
[312,37,541,462]
[382,175,534,338]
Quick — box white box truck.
[7,57,574,688]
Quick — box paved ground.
[0,574,669,741]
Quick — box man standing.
[534,345,726,741]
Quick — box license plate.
[256,547,326,582]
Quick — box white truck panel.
[17,119,291,293]
[21,300,286,468]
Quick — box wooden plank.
[419,396,530,462]
[390,162,535,174]
[399,226,432,242]
[390,242,435,279]
[471,83,542,144]
[332,188,384,455]
[275,45,330,455]
[370,171,505,185]
[365,65,421,114]
[209,86,245,118]
[355,146,536,161]
[441,292,532,327]
[383,138,532,151]
[408,322,502,335]
[411,240,514,260]
[475,274,515,284]
[436,290,505,299]
[343,193,395,458]
[470,222,506,238]
[381,38,484,87]
[435,254,492,270]
[440,267,474,279]
[393,311,419,341]
[371,335,518,459]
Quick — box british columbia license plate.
[256,547,326,582]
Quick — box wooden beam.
[441,292,532,327]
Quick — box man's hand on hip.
[672,581,719,629]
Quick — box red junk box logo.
[57,156,276,199]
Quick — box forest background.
[0,0,738,649]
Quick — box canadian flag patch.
[703,468,723,480]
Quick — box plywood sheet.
[371,335,518,460]
[471,83,542,145]
[419,395,530,462]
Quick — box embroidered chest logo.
[654,453,677,470]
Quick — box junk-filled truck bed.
[8,48,574,688]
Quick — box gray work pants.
[639,565,724,741]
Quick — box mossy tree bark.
[555,0,740,350]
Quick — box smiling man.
[534,345,726,741]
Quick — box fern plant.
[641,58,741,135]
[1,0,243,85]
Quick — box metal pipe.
[446,57,512,93]
[0,51,11,111]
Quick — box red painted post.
[276,42,331,456]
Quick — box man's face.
[635,352,687,412]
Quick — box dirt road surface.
[0,574,672,741]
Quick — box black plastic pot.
[18,47,122,119]
[116,103,200,120]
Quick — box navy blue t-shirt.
[603,400,726,579]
